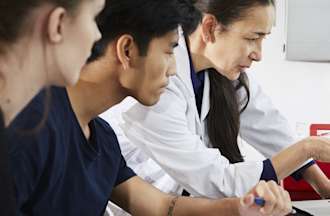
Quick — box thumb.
[241,194,255,208]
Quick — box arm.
[111,177,291,216]
[302,164,330,198]
[121,80,263,198]
[238,73,297,158]
[239,73,330,196]
[271,136,330,180]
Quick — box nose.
[249,43,262,62]
[166,55,177,77]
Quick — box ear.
[47,7,66,43]
[201,14,219,43]
[116,35,135,70]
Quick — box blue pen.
[254,197,296,214]
[254,197,266,207]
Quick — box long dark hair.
[181,0,274,163]
[208,71,249,163]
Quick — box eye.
[166,49,175,55]
[246,38,258,42]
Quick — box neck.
[188,28,215,73]
[0,46,47,126]
[66,67,126,136]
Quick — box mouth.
[158,82,169,94]
[239,65,251,72]
[161,81,169,88]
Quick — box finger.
[267,181,284,215]
[258,181,276,215]
[241,194,255,208]
[281,189,292,215]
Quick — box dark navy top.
[189,57,315,182]
[0,112,16,216]
[8,87,135,216]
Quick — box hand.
[238,181,292,216]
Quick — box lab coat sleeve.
[121,78,263,198]
[239,73,297,158]
[239,74,316,177]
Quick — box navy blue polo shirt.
[188,55,315,182]
[8,87,135,216]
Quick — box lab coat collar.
[175,28,210,122]
[174,29,195,98]
[201,71,210,122]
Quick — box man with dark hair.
[8,0,291,215]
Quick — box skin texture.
[0,0,104,125]
[189,5,274,80]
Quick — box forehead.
[229,5,275,35]
[79,0,105,11]
[147,29,179,51]
[152,30,178,44]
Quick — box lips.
[161,80,169,88]
[238,65,251,72]
[240,65,251,69]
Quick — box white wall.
[249,0,330,137]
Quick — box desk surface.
[292,200,330,216]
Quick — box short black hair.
[88,0,188,62]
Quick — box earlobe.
[116,35,135,70]
[47,7,66,43]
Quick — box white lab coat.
[101,29,299,207]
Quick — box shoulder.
[93,117,121,151]
[94,117,116,136]
[11,87,68,125]
[8,87,69,155]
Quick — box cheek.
[150,57,167,81]
[241,43,252,57]
[82,23,96,49]
[75,15,98,50]
[227,43,247,66]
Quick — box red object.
[283,124,330,201]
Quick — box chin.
[228,70,241,81]
[67,75,80,86]
[139,96,160,107]
[57,68,81,87]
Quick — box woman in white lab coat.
[106,0,330,204]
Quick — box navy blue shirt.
[189,54,205,116]
[8,87,135,216]
[189,57,314,182]
[0,112,16,216]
